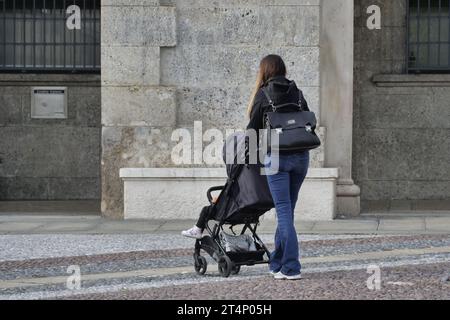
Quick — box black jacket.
[246,76,309,132]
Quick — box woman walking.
[246,55,310,280]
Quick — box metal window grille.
[0,0,100,73]
[407,0,450,73]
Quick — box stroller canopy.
[214,132,274,224]
[222,131,247,177]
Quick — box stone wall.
[101,0,322,218]
[0,74,101,200]
[353,0,450,210]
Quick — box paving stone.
[1,233,450,300]
[0,215,448,236]
[378,218,425,232]
[96,221,163,233]
[157,220,198,231]
[34,222,100,233]
[313,220,379,233]
[425,217,450,232]
[0,222,44,233]
[295,221,316,232]
[46,255,450,300]
[0,215,102,222]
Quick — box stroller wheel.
[231,265,241,275]
[194,255,207,275]
[218,255,233,278]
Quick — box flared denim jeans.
[265,151,310,276]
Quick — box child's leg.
[182,206,212,239]
[196,206,212,231]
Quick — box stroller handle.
[207,186,225,204]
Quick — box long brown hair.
[247,55,287,117]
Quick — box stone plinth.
[120,167,338,221]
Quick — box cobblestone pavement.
[0,233,449,300]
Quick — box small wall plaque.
[31,87,68,119]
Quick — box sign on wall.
[31,87,68,119]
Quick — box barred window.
[408,0,450,73]
[0,0,100,73]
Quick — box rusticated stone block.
[259,6,320,46]
[101,6,176,47]
[176,85,320,130]
[176,86,251,129]
[102,46,160,86]
[177,4,319,46]
[102,86,176,127]
[101,126,176,218]
[177,7,228,45]
[161,46,319,87]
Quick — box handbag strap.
[262,85,303,112]
[261,87,275,111]
[298,90,306,112]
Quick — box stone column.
[100,1,177,218]
[320,0,361,216]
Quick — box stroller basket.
[194,222,271,277]
[226,250,266,266]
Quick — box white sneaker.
[269,270,279,275]
[181,226,203,239]
[274,271,302,281]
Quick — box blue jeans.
[265,151,310,276]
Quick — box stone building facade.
[1,0,449,219]
[0,0,101,201]
[0,75,101,201]
[354,0,450,212]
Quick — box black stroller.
[193,132,274,277]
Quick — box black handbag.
[262,87,321,152]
